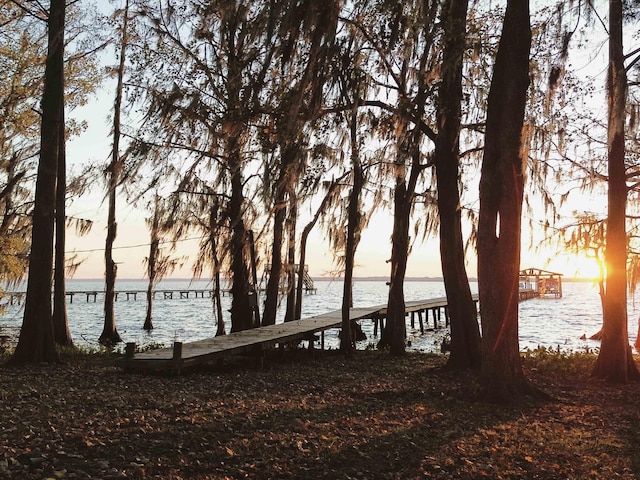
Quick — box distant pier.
[1,289,230,305]
[1,286,322,305]
[65,289,229,303]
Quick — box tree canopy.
[4,0,640,389]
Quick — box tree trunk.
[262,175,287,326]
[247,229,261,326]
[590,278,606,340]
[296,229,310,321]
[9,0,66,364]
[101,0,129,346]
[210,203,226,337]
[477,0,535,401]
[379,174,410,356]
[213,270,225,337]
[144,245,156,331]
[592,0,640,381]
[144,281,154,331]
[341,114,363,353]
[53,105,72,347]
[284,192,297,323]
[143,202,160,331]
[434,0,480,370]
[228,134,253,332]
[262,208,285,326]
[387,183,410,356]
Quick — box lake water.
[2,279,639,353]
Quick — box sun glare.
[571,255,603,280]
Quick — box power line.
[66,235,204,254]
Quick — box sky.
[61,1,611,282]
[65,92,594,281]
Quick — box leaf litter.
[0,349,639,479]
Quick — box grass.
[0,347,638,479]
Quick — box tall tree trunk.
[284,191,297,323]
[210,202,226,336]
[379,148,415,356]
[341,114,363,353]
[143,198,160,331]
[247,229,260,326]
[101,0,129,346]
[296,228,311,321]
[382,179,410,356]
[592,0,639,381]
[435,0,480,370]
[228,133,253,332]
[144,243,156,331]
[53,105,72,346]
[213,268,226,336]
[477,0,534,401]
[262,170,287,326]
[10,0,66,364]
[378,100,422,356]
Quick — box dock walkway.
[123,296,477,374]
[123,306,384,373]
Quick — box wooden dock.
[4,287,312,304]
[122,296,478,374]
[123,306,385,373]
[3,289,235,305]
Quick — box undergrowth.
[522,345,599,374]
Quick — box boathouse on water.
[519,268,563,298]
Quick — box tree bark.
[341,113,363,353]
[262,164,287,326]
[434,0,480,370]
[210,202,226,337]
[296,227,311,321]
[143,198,160,331]
[53,104,72,347]
[10,0,66,364]
[385,180,410,356]
[477,0,535,401]
[378,164,411,356]
[592,0,640,381]
[228,131,254,332]
[284,191,297,323]
[101,0,129,345]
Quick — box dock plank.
[124,306,385,372]
[123,297,483,373]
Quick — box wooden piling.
[172,342,183,360]
[125,342,136,359]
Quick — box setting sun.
[570,254,603,280]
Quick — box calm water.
[2,279,639,353]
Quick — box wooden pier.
[123,296,477,374]
[71,289,233,303]
[367,296,479,335]
[2,287,321,305]
[2,288,236,306]
[123,306,384,373]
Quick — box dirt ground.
[1,348,639,479]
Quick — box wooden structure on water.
[123,295,478,374]
[3,286,317,305]
[63,289,231,303]
[519,268,563,298]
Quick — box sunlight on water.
[2,279,639,353]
